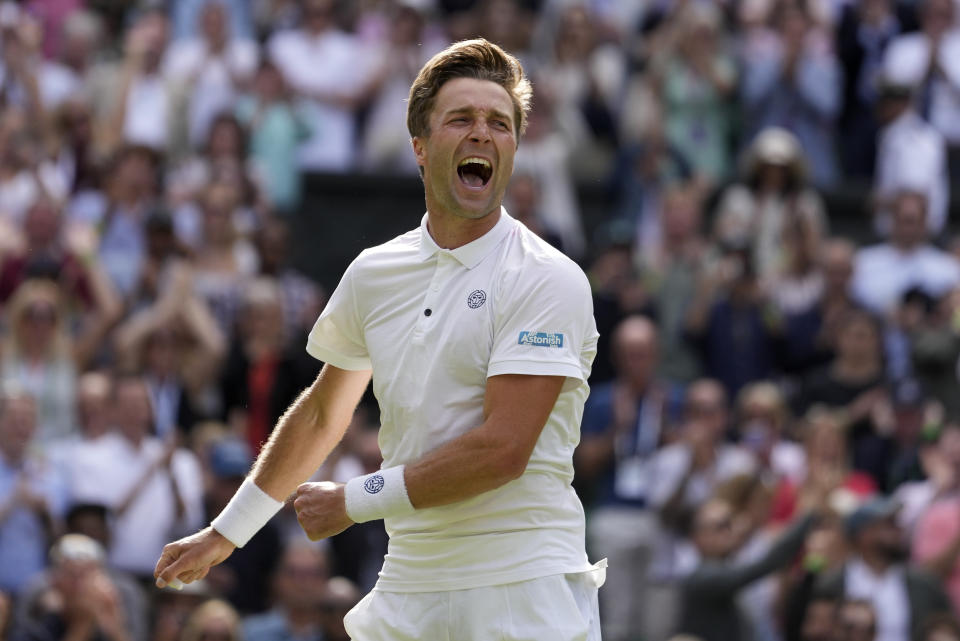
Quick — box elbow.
[496,446,532,482]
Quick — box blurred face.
[686,382,729,440]
[413,78,518,222]
[0,396,37,460]
[254,65,285,101]
[52,558,99,595]
[822,244,854,294]
[836,316,879,363]
[146,330,179,376]
[613,320,658,387]
[114,381,153,441]
[18,298,59,348]
[195,615,238,641]
[891,193,929,248]
[24,202,61,248]
[662,192,699,242]
[694,500,738,558]
[801,600,837,641]
[276,545,328,612]
[923,0,955,37]
[202,184,239,243]
[77,376,111,438]
[858,516,906,561]
[208,119,242,158]
[303,0,336,32]
[200,4,227,45]
[808,420,845,464]
[940,428,960,471]
[837,603,877,641]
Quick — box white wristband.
[344,465,415,523]
[211,478,284,548]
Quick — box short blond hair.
[407,38,532,141]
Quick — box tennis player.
[154,38,604,640]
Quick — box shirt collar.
[417,208,515,269]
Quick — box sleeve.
[305,258,371,370]
[487,257,597,391]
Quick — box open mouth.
[457,157,492,188]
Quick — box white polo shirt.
[307,209,599,592]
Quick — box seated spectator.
[68,375,203,581]
[815,496,953,641]
[852,190,960,316]
[180,599,242,641]
[771,410,878,525]
[735,382,805,485]
[1,280,109,444]
[798,309,894,488]
[714,128,828,286]
[649,380,756,532]
[778,238,858,377]
[894,422,960,535]
[152,579,215,641]
[675,497,817,641]
[163,2,259,149]
[0,389,65,596]
[220,278,314,455]
[798,596,838,641]
[11,534,134,641]
[685,239,778,398]
[912,453,960,614]
[19,508,149,641]
[243,540,329,641]
[740,0,842,187]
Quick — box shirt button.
[424,309,432,317]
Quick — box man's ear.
[412,136,427,171]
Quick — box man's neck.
[859,552,893,576]
[425,207,501,250]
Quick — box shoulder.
[500,222,591,295]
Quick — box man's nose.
[468,119,492,142]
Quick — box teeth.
[458,157,491,168]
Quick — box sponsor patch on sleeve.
[517,331,564,348]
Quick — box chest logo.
[518,331,564,348]
[364,474,385,494]
[467,289,487,309]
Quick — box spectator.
[243,540,329,641]
[836,599,880,641]
[68,375,203,581]
[873,66,949,237]
[180,599,243,641]
[740,0,843,187]
[882,0,960,157]
[735,382,806,485]
[894,422,960,535]
[151,579,214,641]
[576,316,671,641]
[642,185,707,386]
[11,534,133,641]
[714,128,828,286]
[921,614,960,641]
[0,389,64,596]
[815,496,953,641]
[675,497,817,641]
[852,190,960,316]
[163,2,259,149]
[113,262,225,437]
[798,309,893,487]
[798,596,838,641]
[254,217,323,341]
[106,10,172,152]
[235,61,311,214]
[317,576,361,641]
[649,3,736,186]
[912,449,960,614]
[836,0,903,178]
[649,379,756,532]
[220,277,314,454]
[266,0,371,171]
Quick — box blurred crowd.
[2,0,960,640]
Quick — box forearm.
[403,421,528,510]
[250,368,369,500]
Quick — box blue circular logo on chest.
[467,290,486,309]
[364,474,385,494]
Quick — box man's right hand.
[153,527,236,589]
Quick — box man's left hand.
[293,482,355,540]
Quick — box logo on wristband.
[364,474,385,494]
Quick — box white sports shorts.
[344,564,606,641]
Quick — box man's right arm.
[153,363,372,588]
